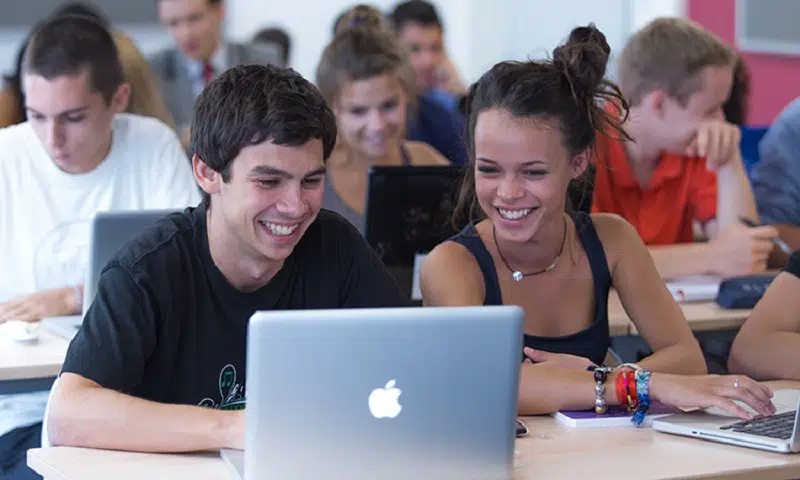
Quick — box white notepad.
[666,276,721,303]
[553,402,679,428]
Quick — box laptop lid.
[220,448,244,480]
[82,209,176,316]
[245,306,523,480]
[363,166,468,300]
[652,389,800,453]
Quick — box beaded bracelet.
[591,366,613,414]
[631,371,652,427]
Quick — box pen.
[739,217,792,254]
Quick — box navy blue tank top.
[449,213,612,366]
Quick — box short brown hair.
[317,5,415,107]
[618,17,735,107]
[23,14,123,104]
[192,65,337,207]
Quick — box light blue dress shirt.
[183,45,228,98]
[752,97,800,225]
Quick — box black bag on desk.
[715,274,777,309]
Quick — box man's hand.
[0,287,78,323]
[708,223,778,277]
[685,121,742,171]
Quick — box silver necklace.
[493,216,567,282]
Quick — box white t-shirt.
[0,113,201,438]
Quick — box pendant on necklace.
[512,271,523,282]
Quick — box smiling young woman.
[315,5,449,234]
[417,25,777,419]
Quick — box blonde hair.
[618,17,735,107]
[332,4,393,37]
[317,4,416,107]
[112,31,176,130]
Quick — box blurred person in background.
[149,0,283,137]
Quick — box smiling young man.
[0,15,198,479]
[591,17,778,280]
[46,64,410,453]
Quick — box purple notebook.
[553,402,679,428]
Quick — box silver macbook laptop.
[41,209,175,340]
[653,389,800,453]
[223,305,524,480]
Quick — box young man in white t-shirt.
[0,15,199,479]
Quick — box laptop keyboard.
[720,411,796,440]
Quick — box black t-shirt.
[61,205,410,410]
[786,251,800,279]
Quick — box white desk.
[26,381,800,480]
[608,292,751,336]
[0,328,69,382]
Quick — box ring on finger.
[734,379,740,388]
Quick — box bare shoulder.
[424,240,481,274]
[405,141,451,166]
[421,239,485,305]
[589,213,639,245]
[586,213,644,269]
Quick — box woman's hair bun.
[334,4,391,37]
[552,23,611,94]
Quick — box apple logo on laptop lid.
[369,379,402,419]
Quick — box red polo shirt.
[591,136,718,246]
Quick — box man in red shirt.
[592,17,777,280]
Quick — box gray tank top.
[322,146,412,235]
[322,175,365,234]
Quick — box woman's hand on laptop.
[0,287,79,323]
[649,373,776,419]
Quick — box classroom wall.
[0,0,683,88]
[688,0,800,125]
[223,0,521,84]
[224,0,685,84]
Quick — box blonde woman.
[317,5,449,233]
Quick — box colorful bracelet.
[591,366,613,414]
[617,363,643,372]
[623,370,639,412]
[615,371,627,406]
[631,371,652,427]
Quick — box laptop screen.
[83,209,176,314]
[363,165,469,298]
